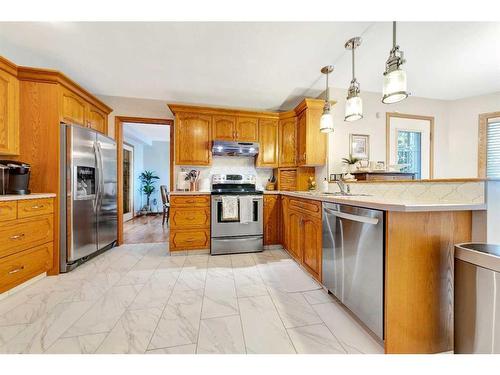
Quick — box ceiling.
[0,22,499,110]
[123,122,170,146]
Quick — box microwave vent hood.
[212,141,259,157]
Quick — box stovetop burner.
[211,174,262,195]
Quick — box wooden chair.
[160,185,170,226]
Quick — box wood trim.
[478,111,500,178]
[0,55,18,76]
[168,103,279,119]
[115,116,174,246]
[386,112,435,179]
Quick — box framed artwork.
[350,134,370,159]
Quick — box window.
[487,121,500,178]
[397,130,422,179]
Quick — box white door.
[123,143,134,222]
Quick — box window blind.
[487,121,500,178]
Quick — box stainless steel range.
[211,174,263,255]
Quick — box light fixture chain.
[393,21,397,49]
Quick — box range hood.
[212,141,259,157]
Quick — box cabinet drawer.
[0,201,17,222]
[0,215,54,258]
[170,207,210,229]
[289,197,321,218]
[170,229,210,251]
[171,195,210,207]
[0,242,53,293]
[17,198,54,218]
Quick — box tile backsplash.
[174,156,273,191]
[330,181,485,204]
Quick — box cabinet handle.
[303,152,306,161]
[30,205,44,210]
[235,131,239,139]
[9,266,25,274]
[185,238,196,243]
[185,217,195,221]
[10,233,25,240]
[185,200,195,203]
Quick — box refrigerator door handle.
[93,141,100,212]
[96,142,104,211]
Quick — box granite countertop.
[280,191,486,212]
[169,191,211,195]
[0,193,56,202]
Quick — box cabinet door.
[288,210,303,262]
[87,104,107,134]
[263,195,280,245]
[279,117,296,167]
[236,117,258,142]
[256,118,279,168]
[0,69,19,155]
[61,87,86,126]
[302,215,322,281]
[281,196,289,250]
[213,115,236,141]
[296,111,307,166]
[175,113,212,166]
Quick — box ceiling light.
[382,21,409,104]
[320,65,334,133]
[344,37,363,122]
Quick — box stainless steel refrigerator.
[60,123,117,272]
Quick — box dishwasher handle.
[324,208,379,225]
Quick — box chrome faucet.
[335,178,350,195]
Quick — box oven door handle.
[212,196,263,202]
[213,237,260,242]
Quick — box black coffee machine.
[0,160,31,195]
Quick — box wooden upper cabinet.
[175,113,212,166]
[256,118,279,168]
[296,99,327,166]
[87,104,107,134]
[60,87,86,126]
[0,69,19,155]
[236,117,258,142]
[279,117,296,167]
[301,215,322,281]
[213,115,236,141]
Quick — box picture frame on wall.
[350,134,370,160]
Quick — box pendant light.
[344,37,363,122]
[382,21,409,104]
[320,65,334,133]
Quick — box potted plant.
[139,170,160,214]
[342,155,361,173]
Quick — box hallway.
[123,215,169,244]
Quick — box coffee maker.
[0,160,31,195]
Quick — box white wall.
[97,95,173,139]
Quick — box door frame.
[123,142,135,222]
[115,116,174,245]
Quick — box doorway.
[115,117,174,245]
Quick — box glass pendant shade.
[345,96,363,122]
[320,112,334,133]
[382,69,408,104]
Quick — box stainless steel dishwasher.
[322,202,384,340]
[455,243,500,353]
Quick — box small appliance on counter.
[0,160,31,195]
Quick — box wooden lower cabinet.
[0,197,55,293]
[281,196,322,281]
[263,194,280,245]
[169,194,211,252]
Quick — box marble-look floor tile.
[96,307,162,354]
[258,262,321,293]
[174,268,207,292]
[128,274,177,310]
[230,253,256,268]
[302,289,334,305]
[197,315,245,354]
[116,269,155,286]
[0,324,28,347]
[45,333,107,354]
[146,344,196,354]
[313,302,384,354]
[62,285,142,337]
[238,295,295,354]
[233,268,268,298]
[156,256,186,271]
[0,300,94,354]
[148,289,203,350]
[268,288,322,328]
[287,324,346,354]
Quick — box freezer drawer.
[322,203,384,340]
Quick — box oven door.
[211,195,263,237]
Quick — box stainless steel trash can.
[455,243,500,353]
